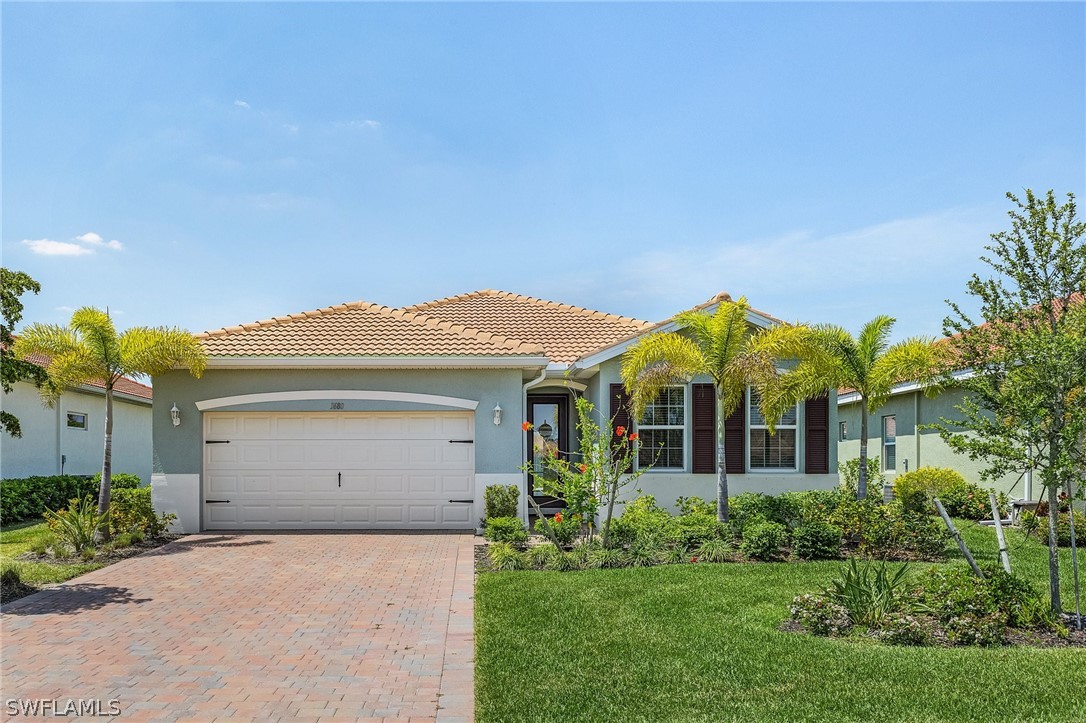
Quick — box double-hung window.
[748,389,798,470]
[882,415,897,471]
[636,386,685,471]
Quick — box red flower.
[579,463,587,473]
[690,557,698,563]
[615,426,626,437]
[522,421,533,431]
[628,432,639,441]
[554,512,563,523]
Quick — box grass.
[476,521,1085,722]
[0,519,103,594]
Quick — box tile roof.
[197,300,545,358]
[401,290,654,364]
[14,348,153,400]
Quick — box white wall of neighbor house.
[1,382,152,482]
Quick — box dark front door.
[527,395,569,511]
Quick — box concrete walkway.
[1,532,475,722]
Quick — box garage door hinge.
[205,440,231,444]
[448,439,474,444]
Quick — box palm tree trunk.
[97,384,114,542]
[857,398,869,500]
[716,388,729,523]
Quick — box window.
[66,412,88,430]
[748,389,798,470]
[839,421,848,441]
[882,415,896,471]
[637,386,685,470]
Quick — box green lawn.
[476,522,1085,722]
[0,519,103,592]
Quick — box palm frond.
[868,337,945,409]
[856,315,896,370]
[620,332,704,418]
[118,327,208,378]
[70,307,120,374]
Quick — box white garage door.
[202,411,475,529]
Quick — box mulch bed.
[16,534,181,566]
[780,618,1086,649]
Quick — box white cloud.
[234,99,251,110]
[75,232,124,251]
[334,119,381,130]
[22,239,93,256]
[282,123,299,133]
[106,239,124,250]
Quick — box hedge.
[1,473,142,524]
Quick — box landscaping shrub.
[484,484,519,520]
[1,475,97,523]
[779,489,845,525]
[587,547,629,569]
[110,487,175,537]
[487,542,526,571]
[627,538,664,567]
[872,612,932,646]
[617,495,672,539]
[790,593,852,636]
[91,472,142,490]
[828,559,912,627]
[483,516,528,544]
[536,514,580,546]
[729,493,785,531]
[893,467,965,514]
[792,521,842,560]
[740,520,788,561]
[676,495,715,517]
[839,457,885,498]
[830,498,948,560]
[694,538,732,563]
[543,550,580,572]
[1035,511,1073,547]
[666,513,728,549]
[526,543,561,570]
[44,496,108,556]
[945,612,1005,647]
[938,477,1007,520]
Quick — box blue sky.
[3,2,1083,342]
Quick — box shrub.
[543,550,580,572]
[605,516,637,548]
[893,467,966,514]
[666,545,694,565]
[873,612,932,646]
[536,514,580,546]
[627,538,664,567]
[1036,512,1073,547]
[792,521,842,560]
[676,496,716,517]
[918,567,994,621]
[487,542,526,571]
[938,478,1006,520]
[0,475,97,524]
[91,472,142,490]
[694,538,733,563]
[484,516,528,544]
[779,489,845,525]
[729,493,784,531]
[569,539,601,568]
[618,495,672,539]
[587,547,629,569]
[830,498,948,560]
[828,559,911,627]
[790,593,852,636]
[839,457,885,498]
[945,613,1005,647]
[526,543,561,570]
[44,496,108,555]
[484,484,519,521]
[740,520,788,561]
[110,487,174,537]
[666,513,728,549]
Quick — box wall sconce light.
[170,403,181,427]
[538,419,553,441]
[492,402,502,426]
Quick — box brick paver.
[1,532,475,721]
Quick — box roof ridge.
[196,299,374,339]
[403,289,654,327]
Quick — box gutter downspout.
[520,368,548,524]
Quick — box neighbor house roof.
[402,289,654,364]
[197,300,546,358]
[14,348,153,401]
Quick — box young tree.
[14,307,207,537]
[620,297,804,522]
[0,268,48,437]
[934,189,1085,613]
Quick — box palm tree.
[14,307,207,535]
[620,297,804,522]
[758,316,946,499]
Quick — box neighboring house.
[0,352,153,482]
[151,290,838,532]
[837,376,1039,500]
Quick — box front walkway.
[1,532,475,722]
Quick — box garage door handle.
[206,499,231,504]
[449,439,474,444]
[338,472,342,488]
[449,499,473,504]
[205,440,230,444]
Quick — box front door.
[526,395,569,511]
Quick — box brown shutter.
[609,383,633,473]
[724,389,746,474]
[804,393,830,474]
[692,384,716,473]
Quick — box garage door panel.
[203,411,475,529]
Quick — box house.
[836,377,1039,500]
[1,352,153,482]
[151,290,838,532]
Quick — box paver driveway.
[1,532,475,722]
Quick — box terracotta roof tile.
[13,347,152,400]
[197,300,545,358]
[402,290,654,364]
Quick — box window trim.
[635,384,689,473]
[746,387,800,473]
[66,412,88,431]
[839,420,848,441]
[882,414,897,471]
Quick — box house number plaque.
[330,402,345,410]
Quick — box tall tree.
[1,268,48,437]
[14,307,207,536]
[934,189,1085,613]
[757,317,945,499]
[620,297,803,522]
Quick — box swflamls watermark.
[5,699,121,717]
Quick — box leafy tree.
[0,268,48,437]
[14,307,207,537]
[620,296,804,522]
[758,317,945,499]
[933,189,1085,613]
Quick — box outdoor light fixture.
[493,402,502,425]
[170,403,181,427]
[538,419,553,440]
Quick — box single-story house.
[151,290,838,532]
[1,352,153,482]
[837,376,1040,500]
